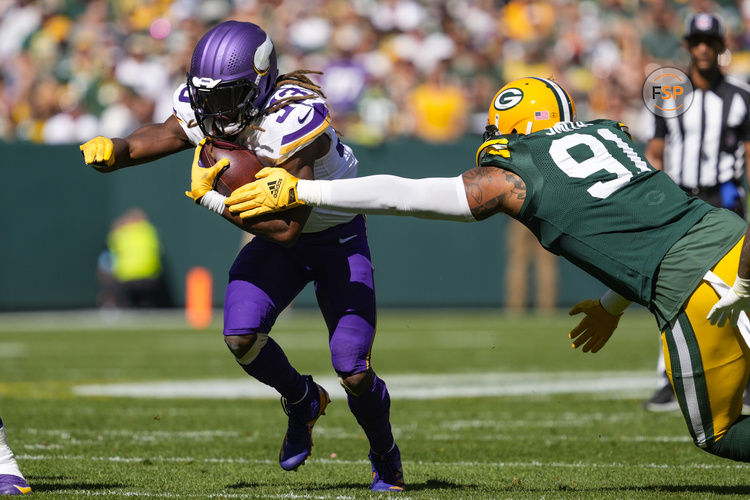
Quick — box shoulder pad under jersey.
[249,84,332,163]
[476,137,510,166]
[172,84,205,146]
[586,118,630,135]
[616,122,633,140]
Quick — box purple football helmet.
[187,21,279,138]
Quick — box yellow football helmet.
[488,77,576,135]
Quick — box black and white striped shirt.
[652,74,750,189]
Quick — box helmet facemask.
[187,75,261,139]
[483,124,500,142]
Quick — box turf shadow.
[24,480,127,492]
[625,484,750,495]
[228,480,366,490]
[399,478,473,492]
[227,480,750,496]
[228,478,474,493]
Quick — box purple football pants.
[223,216,394,453]
[224,215,376,376]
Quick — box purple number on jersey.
[179,86,191,103]
[276,106,293,123]
[272,88,309,123]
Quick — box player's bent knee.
[704,439,748,462]
[703,415,750,462]
[340,368,375,397]
[224,333,268,365]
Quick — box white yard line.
[0,342,26,357]
[0,309,200,332]
[72,371,657,400]
[19,427,690,444]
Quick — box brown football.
[199,139,264,196]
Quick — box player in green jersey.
[194,77,750,463]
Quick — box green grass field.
[1,308,749,499]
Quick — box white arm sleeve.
[297,175,475,222]
[599,289,632,315]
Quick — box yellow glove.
[225,167,304,219]
[80,136,115,169]
[185,138,229,203]
[567,299,622,353]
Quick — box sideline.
[73,371,657,400]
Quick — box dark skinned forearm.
[98,116,192,172]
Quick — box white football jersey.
[172,83,358,233]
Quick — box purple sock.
[239,337,307,402]
[347,374,394,454]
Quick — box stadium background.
[1,0,748,310]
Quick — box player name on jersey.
[543,121,593,135]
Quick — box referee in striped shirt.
[644,12,750,411]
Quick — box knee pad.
[339,368,375,397]
[230,333,269,365]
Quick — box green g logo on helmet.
[493,88,524,110]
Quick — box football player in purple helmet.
[80,21,404,492]
[186,21,278,138]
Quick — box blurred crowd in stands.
[1,0,748,146]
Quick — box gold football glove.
[80,136,115,169]
[567,299,622,353]
[225,167,304,219]
[185,138,229,203]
